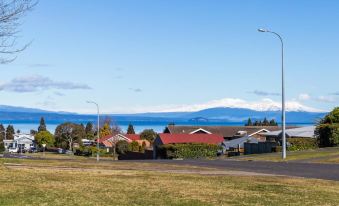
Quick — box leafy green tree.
[116,140,129,155]
[35,131,55,147]
[315,107,339,147]
[85,122,94,139]
[127,123,135,134]
[245,118,253,126]
[0,124,5,142]
[38,117,47,132]
[5,125,15,140]
[54,122,86,150]
[140,129,157,144]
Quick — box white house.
[3,133,36,153]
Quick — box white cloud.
[0,75,91,93]
[249,90,280,96]
[298,93,311,101]
[315,96,336,103]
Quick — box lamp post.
[258,28,286,159]
[42,143,46,158]
[87,100,100,162]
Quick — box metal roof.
[261,126,316,138]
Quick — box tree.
[0,1,37,64]
[0,124,5,142]
[315,107,339,147]
[127,123,135,134]
[140,129,157,144]
[35,131,55,147]
[38,117,47,132]
[263,118,269,126]
[16,129,20,134]
[116,140,129,155]
[5,125,15,140]
[245,118,253,126]
[85,122,94,140]
[100,123,112,137]
[269,119,278,126]
[54,122,85,150]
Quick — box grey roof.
[165,125,297,138]
[222,136,259,150]
[261,126,316,138]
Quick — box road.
[138,159,339,181]
[2,153,339,181]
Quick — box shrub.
[315,124,339,147]
[116,140,129,155]
[130,141,139,152]
[0,142,4,153]
[157,143,221,159]
[287,138,318,151]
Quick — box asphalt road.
[2,153,339,181]
[139,159,339,181]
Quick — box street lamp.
[86,100,100,162]
[258,28,286,159]
[42,143,46,158]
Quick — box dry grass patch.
[1,159,339,206]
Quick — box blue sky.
[0,0,338,113]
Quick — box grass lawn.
[1,158,339,205]
[232,147,339,162]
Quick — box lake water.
[2,121,314,134]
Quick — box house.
[153,133,224,158]
[163,125,298,141]
[3,133,36,153]
[260,126,316,142]
[97,133,150,152]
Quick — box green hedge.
[287,138,318,151]
[157,143,221,159]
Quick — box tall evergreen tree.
[38,117,47,132]
[269,119,278,126]
[245,118,253,126]
[85,122,94,139]
[5,125,15,140]
[263,117,269,126]
[127,123,135,134]
[0,124,5,142]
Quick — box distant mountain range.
[0,105,327,125]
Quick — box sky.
[0,0,338,114]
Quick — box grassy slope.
[232,147,339,162]
[1,158,339,206]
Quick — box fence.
[244,142,277,155]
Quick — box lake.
[1,121,314,134]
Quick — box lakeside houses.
[164,125,299,141]
[153,133,224,158]
[98,133,150,152]
[3,133,36,153]
[260,126,316,141]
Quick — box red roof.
[125,134,140,141]
[157,133,224,145]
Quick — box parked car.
[8,147,18,153]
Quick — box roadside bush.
[116,140,129,155]
[287,138,318,151]
[315,124,339,147]
[157,143,221,159]
[130,141,139,152]
[0,142,5,153]
[75,146,107,157]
